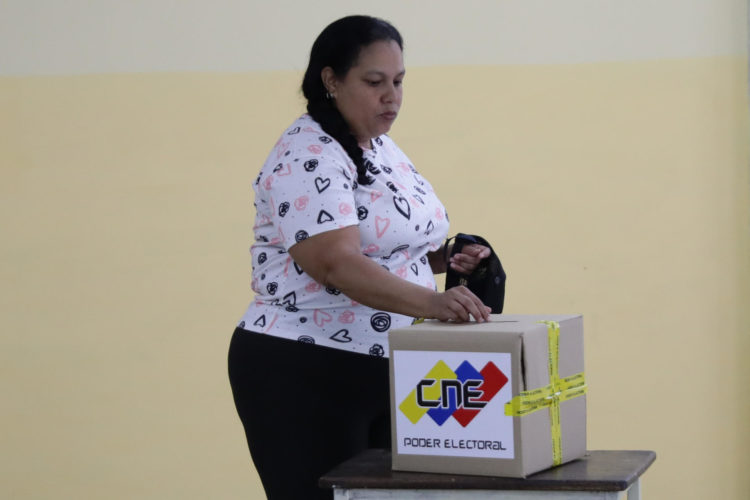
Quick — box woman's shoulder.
[273,115,346,156]
[281,114,323,136]
[259,115,354,180]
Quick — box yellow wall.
[2,3,749,500]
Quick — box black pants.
[227,328,391,500]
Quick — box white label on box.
[393,350,514,459]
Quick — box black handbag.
[444,233,506,313]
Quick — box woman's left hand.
[449,244,491,274]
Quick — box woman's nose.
[382,84,398,103]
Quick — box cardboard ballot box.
[389,314,587,478]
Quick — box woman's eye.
[367,80,381,87]
[394,80,403,87]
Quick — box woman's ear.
[320,67,337,96]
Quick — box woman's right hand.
[428,286,491,323]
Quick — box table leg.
[627,479,641,500]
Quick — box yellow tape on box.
[504,320,587,466]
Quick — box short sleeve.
[260,151,360,251]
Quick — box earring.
[325,91,334,100]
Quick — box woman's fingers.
[449,244,491,274]
[432,286,491,323]
[431,243,493,321]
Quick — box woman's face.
[323,40,405,149]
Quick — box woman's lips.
[381,111,398,121]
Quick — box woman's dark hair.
[302,15,403,185]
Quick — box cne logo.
[399,360,508,427]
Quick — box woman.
[228,15,491,499]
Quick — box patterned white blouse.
[238,114,450,356]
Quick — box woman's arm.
[289,226,490,323]
[427,242,451,275]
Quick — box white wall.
[0,0,745,75]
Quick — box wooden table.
[320,449,656,499]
